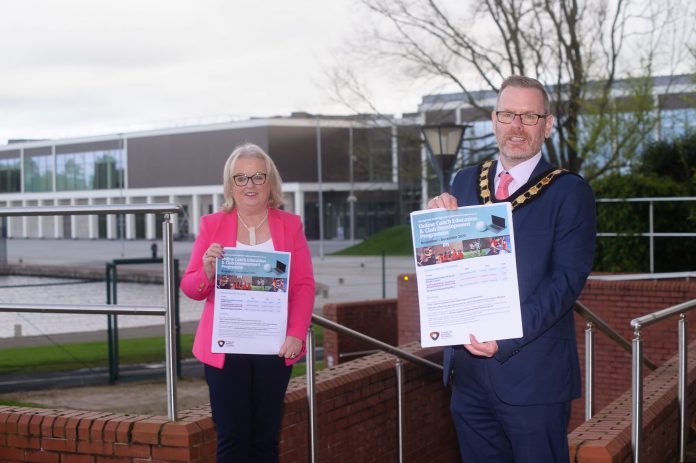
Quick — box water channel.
[0,275,200,339]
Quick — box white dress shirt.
[494,153,542,196]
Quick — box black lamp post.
[420,123,469,193]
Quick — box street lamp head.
[420,123,469,193]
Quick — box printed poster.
[410,203,523,347]
[211,248,291,354]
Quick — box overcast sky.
[0,0,426,144]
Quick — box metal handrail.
[0,203,181,420]
[589,272,696,281]
[631,299,696,330]
[575,301,658,370]
[306,314,442,463]
[574,300,657,421]
[0,303,165,315]
[630,298,696,463]
[0,203,181,217]
[311,314,443,371]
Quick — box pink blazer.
[180,208,316,368]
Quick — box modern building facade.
[418,73,696,172]
[1,74,693,242]
[0,115,424,241]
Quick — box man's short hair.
[497,75,551,113]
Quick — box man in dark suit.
[429,75,596,462]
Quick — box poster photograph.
[211,248,291,354]
[410,203,523,347]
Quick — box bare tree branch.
[330,0,691,179]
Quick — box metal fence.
[0,203,181,420]
[596,196,696,273]
[630,298,696,463]
[578,271,696,463]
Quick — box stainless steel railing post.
[0,203,182,420]
[307,314,443,460]
[163,214,178,421]
[306,327,317,463]
[585,321,594,421]
[396,359,404,463]
[632,325,643,463]
[649,201,655,273]
[678,314,687,462]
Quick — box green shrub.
[591,173,696,272]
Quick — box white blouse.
[235,238,275,251]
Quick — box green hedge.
[591,173,695,272]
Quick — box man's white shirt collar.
[495,153,542,196]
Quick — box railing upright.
[678,314,687,463]
[574,300,658,423]
[306,326,318,463]
[395,359,404,463]
[306,314,442,461]
[630,298,696,462]
[648,201,655,273]
[632,326,643,463]
[0,203,181,421]
[163,213,178,420]
[584,321,594,420]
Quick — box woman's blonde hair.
[221,143,284,212]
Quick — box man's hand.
[427,192,458,210]
[464,334,498,358]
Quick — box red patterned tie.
[495,172,513,200]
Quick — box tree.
[635,130,696,183]
[333,0,695,178]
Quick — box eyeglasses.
[495,111,548,126]
[232,172,267,186]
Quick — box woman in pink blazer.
[181,143,315,463]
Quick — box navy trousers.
[204,354,292,463]
[450,355,571,463]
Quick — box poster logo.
[429,332,440,341]
[217,340,225,347]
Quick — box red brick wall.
[569,340,696,463]
[280,343,458,462]
[0,344,458,462]
[573,278,696,431]
[0,406,216,463]
[3,276,694,462]
[322,299,398,367]
[396,274,696,432]
[397,275,420,345]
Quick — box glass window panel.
[55,148,124,191]
[0,158,20,192]
[24,154,53,192]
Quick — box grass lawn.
[0,325,324,376]
[332,224,414,256]
[0,334,195,375]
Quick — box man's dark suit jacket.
[443,158,596,405]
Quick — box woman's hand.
[278,335,303,360]
[202,243,223,281]
[427,192,458,210]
